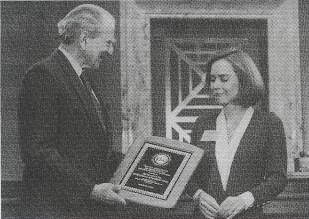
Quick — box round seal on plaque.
[152,153,171,166]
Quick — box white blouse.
[216,106,254,191]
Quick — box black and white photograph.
[1,0,309,218]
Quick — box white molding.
[146,14,270,19]
[268,0,303,175]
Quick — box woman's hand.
[217,196,246,219]
[198,191,220,219]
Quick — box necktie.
[80,68,106,131]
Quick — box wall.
[1,1,121,181]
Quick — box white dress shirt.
[58,46,83,76]
[58,46,99,102]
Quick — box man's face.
[83,20,116,69]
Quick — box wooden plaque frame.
[110,136,204,208]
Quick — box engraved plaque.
[110,136,204,208]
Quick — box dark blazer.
[19,49,122,211]
[186,109,287,219]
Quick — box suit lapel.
[49,49,105,132]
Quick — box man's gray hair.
[57,4,112,44]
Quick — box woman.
[187,48,287,219]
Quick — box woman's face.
[210,59,239,106]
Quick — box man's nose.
[108,38,115,55]
[108,44,114,55]
[211,79,221,89]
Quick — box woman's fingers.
[200,191,220,210]
[218,196,246,218]
[198,191,219,218]
[200,205,217,219]
[200,199,218,215]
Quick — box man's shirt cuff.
[193,189,204,200]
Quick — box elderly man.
[19,4,125,218]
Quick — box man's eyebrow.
[210,74,230,77]
[218,74,230,77]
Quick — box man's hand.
[217,196,246,219]
[90,183,126,205]
[199,191,220,219]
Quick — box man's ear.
[79,31,88,50]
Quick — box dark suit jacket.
[186,109,287,219]
[19,49,122,210]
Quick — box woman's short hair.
[205,48,265,107]
[57,4,113,45]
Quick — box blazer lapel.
[50,49,104,132]
[197,119,227,195]
[225,110,261,192]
